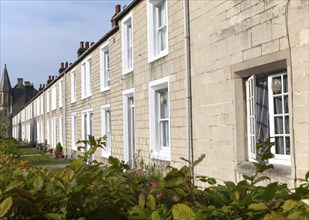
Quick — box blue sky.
[0,0,130,88]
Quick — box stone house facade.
[12,0,308,186]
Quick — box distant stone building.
[0,65,12,138]
[0,65,38,138]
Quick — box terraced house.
[11,0,308,187]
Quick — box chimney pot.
[80,41,84,49]
[85,41,89,49]
[91,42,95,46]
[115,4,121,14]
[49,76,51,80]
[61,62,64,68]
[17,78,24,86]
[65,61,68,68]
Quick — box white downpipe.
[183,0,193,170]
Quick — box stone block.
[243,46,262,60]
[262,39,280,55]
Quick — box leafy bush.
[0,136,308,219]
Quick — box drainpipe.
[285,0,297,188]
[183,0,193,176]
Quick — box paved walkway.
[36,164,70,169]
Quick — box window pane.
[283,74,288,93]
[160,121,168,147]
[285,137,290,155]
[272,76,282,95]
[284,116,289,134]
[160,27,167,51]
[274,116,283,134]
[274,96,282,114]
[159,90,168,118]
[256,78,269,143]
[275,137,284,154]
[284,95,288,113]
[158,2,166,27]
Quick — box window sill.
[81,95,92,100]
[150,150,171,161]
[123,68,133,75]
[101,86,110,93]
[236,161,292,182]
[148,50,168,63]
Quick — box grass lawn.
[17,154,71,166]
[15,147,39,155]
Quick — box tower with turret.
[0,64,13,138]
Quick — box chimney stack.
[77,41,87,57]
[17,78,24,86]
[59,62,65,74]
[85,41,89,49]
[111,4,121,27]
[47,75,52,84]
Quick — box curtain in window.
[256,78,269,144]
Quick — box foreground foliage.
[0,136,308,219]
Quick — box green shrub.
[0,136,308,219]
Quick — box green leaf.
[33,175,44,189]
[147,194,156,211]
[5,180,24,192]
[262,211,286,220]
[248,202,268,211]
[139,193,145,208]
[253,176,270,185]
[282,200,297,213]
[262,182,278,201]
[0,196,13,218]
[151,210,163,220]
[172,203,195,220]
[191,154,205,168]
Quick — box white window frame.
[100,43,110,92]
[59,80,63,108]
[101,104,111,158]
[246,72,290,165]
[46,119,50,145]
[122,13,133,74]
[36,99,40,116]
[147,0,169,62]
[123,88,135,164]
[46,90,50,113]
[71,70,77,103]
[51,85,57,111]
[81,109,94,160]
[81,56,92,99]
[149,76,170,161]
[40,96,44,115]
[59,116,63,145]
[51,117,57,149]
[71,113,77,151]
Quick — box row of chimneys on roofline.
[77,4,124,57]
[37,4,125,91]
